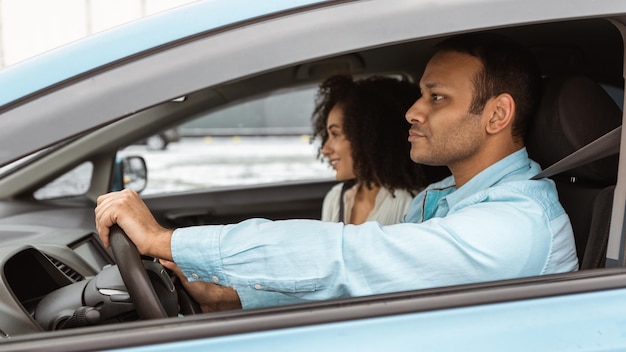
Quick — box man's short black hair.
[435,33,542,143]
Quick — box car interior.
[0,12,624,347]
[135,17,625,241]
[526,74,622,269]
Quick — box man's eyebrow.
[422,81,443,90]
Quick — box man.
[95,33,579,312]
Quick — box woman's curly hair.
[311,75,449,195]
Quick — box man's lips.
[408,129,425,142]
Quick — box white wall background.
[0,0,198,69]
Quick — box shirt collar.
[442,148,534,209]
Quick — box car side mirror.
[111,156,147,193]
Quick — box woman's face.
[321,105,356,181]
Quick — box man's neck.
[451,143,523,188]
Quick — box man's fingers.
[99,226,110,248]
[94,191,125,248]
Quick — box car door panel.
[143,179,336,228]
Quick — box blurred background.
[0,0,197,69]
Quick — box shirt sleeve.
[171,189,564,309]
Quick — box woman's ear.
[486,93,515,135]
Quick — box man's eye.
[431,94,444,101]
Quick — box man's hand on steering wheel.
[98,190,242,315]
[95,189,173,260]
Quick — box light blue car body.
[109,288,626,351]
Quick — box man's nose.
[405,97,426,124]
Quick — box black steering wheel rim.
[109,225,168,319]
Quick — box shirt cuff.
[171,225,228,286]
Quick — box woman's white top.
[321,183,415,225]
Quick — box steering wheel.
[109,225,169,319]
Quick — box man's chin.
[410,153,429,164]
[410,154,442,167]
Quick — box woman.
[312,75,449,225]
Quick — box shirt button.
[212,276,219,283]
[254,284,263,290]
[191,273,199,280]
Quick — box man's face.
[405,51,487,168]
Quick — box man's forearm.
[201,286,242,312]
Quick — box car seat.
[526,75,622,269]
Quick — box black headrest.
[526,75,621,184]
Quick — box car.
[129,128,181,151]
[141,128,181,151]
[1,0,626,351]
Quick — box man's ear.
[486,93,515,135]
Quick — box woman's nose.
[321,139,332,155]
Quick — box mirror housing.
[111,156,147,193]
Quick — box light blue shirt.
[172,148,579,309]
